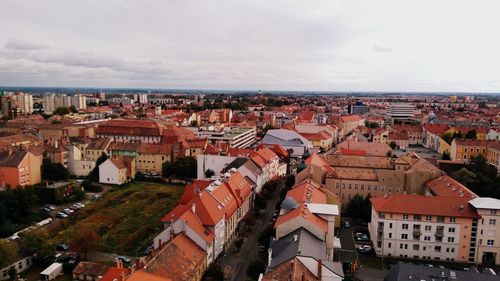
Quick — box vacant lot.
[50,181,183,256]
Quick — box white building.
[138,93,148,104]
[261,129,311,158]
[71,94,87,110]
[469,197,500,266]
[43,94,56,113]
[193,126,257,148]
[196,154,237,179]
[98,156,135,185]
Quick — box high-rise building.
[138,93,148,104]
[43,94,56,113]
[71,94,87,110]
[348,101,368,115]
[1,92,33,117]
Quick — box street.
[219,181,285,281]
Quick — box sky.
[1,0,500,92]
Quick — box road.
[219,181,285,281]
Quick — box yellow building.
[136,144,173,175]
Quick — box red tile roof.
[370,194,480,218]
[425,175,477,200]
[423,124,450,135]
[96,119,162,136]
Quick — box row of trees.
[162,157,197,179]
[0,186,41,237]
[451,155,500,199]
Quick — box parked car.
[56,244,69,251]
[56,212,68,218]
[344,221,350,228]
[116,256,131,264]
[62,208,73,215]
[75,203,85,208]
[45,205,56,211]
[41,207,52,212]
[259,245,266,252]
[355,234,369,241]
[358,245,372,253]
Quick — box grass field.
[50,181,184,256]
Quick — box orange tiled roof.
[370,194,480,218]
[425,175,477,200]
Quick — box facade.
[469,197,500,266]
[1,92,33,117]
[196,154,237,179]
[0,150,41,189]
[136,144,173,175]
[450,139,490,162]
[193,126,256,148]
[349,102,368,115]
[71,94,87,110]
[95,119,163,143]
[98,156,136,185]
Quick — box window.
[437,216,445,223]
[388,242,392,248]
[449,217,456,223]
[491,210,497,215]
[414,215,421,221]
[434,246,441,252]
[449,227,456,233]
[424,236,431,241]
[487,240,494,246]
[403,214,409,220]
[355,184,358,190]
[348,194,352,199]
[425,225,432,231]
[400,244,403,249]
[401,234,408,240]
[425,215,431,221]
[389,223,393,228]
[336,183,340,189]
[348,184,352,189]
[379,212,385,219]
[389,233,392,238]
[489,219,496,225]
[361,184,365,190]
[448,237,455,243]
[402,224,409,230]
[342,183,346,189]
[413,244,420,251]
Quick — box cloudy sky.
[1,0,500,92]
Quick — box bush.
[246,260,266,280]
[81,180,103,193]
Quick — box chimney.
[191,203,196,214]
[318,259,323,280]
[116,259,121,269]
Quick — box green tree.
[54,107,70,115]
[163,157,197,179]
[344,194,372,222]
[465,129,477,139]
[442,151,451,160]
[70,229,101,260]
[246,260,266,280]
[88,153,108,182]
[285,175,295,189]
[204,169,215,178]
[69,105,78,113]
[41,157,69,181]
[202,263,224,281]
[20,228,54,257]
[0,240,18,268]
[389,141,398,149]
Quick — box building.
[335,139,392,157]
[72,262,109,281]
[0,150,41,189]
[71,94,87,110]
[294,124,337,150]
[249,147,287,185]
[325,153,443,204]
[193,126,257,148]
[96,119,163,143]
[98,156,136,185]
[0,239,33,281]
[1,92,33,117]
[469,197,500,266]
[486,141,500,172]
[196,154,237,179]
[450,139,490,162]
[261,129,311,158]
[136,144,173,175]
[137,93,148,104]
[339,115,363,137]
[387,103,415,124]
[384,263,500,281]
[348,101,368,115]
[138,233,206,281]
[369,175,500,266]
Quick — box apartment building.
[0,150,41,189]
[369,175,500,266]
[294,124,338,150]
[450,139,490,162]
[193,126,256,148]
[486,142,500,172]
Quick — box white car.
[359,245,372,253]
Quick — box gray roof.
[0,150,28,167]
[281,197,299,210]
[384,263,500,281]
[269,228,326,269]
[262,129,309,147]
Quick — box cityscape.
[1,1,500,281]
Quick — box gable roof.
[0,150,29,167]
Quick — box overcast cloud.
[0,0,499,92]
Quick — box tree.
[163,157,197,179]
[344,194,372,222]
[69,105,78,113]
[258,226,275,246]
[54,107,70,116]
[442,151,451,160]
[202,263,224,281]
[389,141,398,149]
[254,193,267,210]
[204,169,215,178]
[235,238,243,252]
[246,260,266,280]
[465,129,477,139]
[0,240,18,268]
[8,266,16,281]
[285,175,295,189]
[41,157,70,181]
[21,228,54,257]
[70,229,101,260]
[88,153,108,182]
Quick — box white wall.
[196,155,237,179]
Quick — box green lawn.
[51,181,184,256]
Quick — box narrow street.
[219,182,285,281]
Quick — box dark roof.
[0,150,28,167]
[72,261,110,277]
[221,157,248,173]
[384,263,500,281]
[269,228,326,269]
